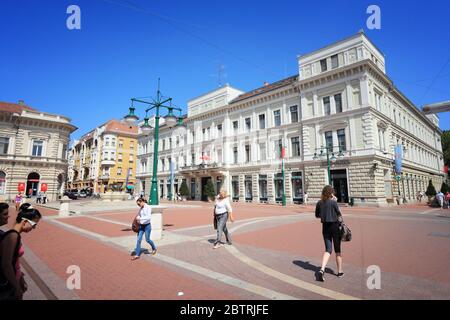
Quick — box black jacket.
[315,199,342,223]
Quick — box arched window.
[0,171,6,195]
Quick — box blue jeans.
[135,224,156,256]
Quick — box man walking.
[436,190,444,210]
[36,191,42,204]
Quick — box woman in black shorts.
[315,185,344,282]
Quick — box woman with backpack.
[315,185,344,282]
[0,207,41,300]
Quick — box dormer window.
[331,54,339,69]
[320,59,327,72]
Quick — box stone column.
[285,171,293,204]
[239,174,245,202]
[252,173,259,203]
[345,81,353,111]
[267,172,275,204]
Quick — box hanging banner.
[18,183,25,192]
[281,147,286,159]
[40,183,48,192]
[394,145,403,174]
[444,165,448,174]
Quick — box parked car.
[78,190,87,198]
[63,191,78,200]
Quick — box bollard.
[150,206,164,240]
[59,195,72,217]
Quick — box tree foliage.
[179,180,190,197]
[426,179,437,197]
[204,179,216,201]
[442,130,450,167]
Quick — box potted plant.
[179,180,190,201]
[425,179,437,205]
[204,179,216,202]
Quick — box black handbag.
[213,206,217,230]
[340,223,352,242]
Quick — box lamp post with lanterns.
[124,79,183,205]
[313,146,344,186]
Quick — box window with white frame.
[118,153,123,162]
[337,129,346,151]
[320,58,327,72]
[105,138,110,147]
[374,91,382,111]
[233,121,239,134]
[290,106,299,123]
[334,94,342,113]
[129,154,134,162]
[245,145,251,163]
[331,54,339,69]
[0,171,6,195]
[217,124,222,137]
[233,147,238,164]
[245,118,251,132]
[259,143,266,161]
[0,137,9,155]
[291,137,300,157]
[323,97,331,115]
[259,114,266,129]
[117,167,122,175]
[32,140,44,156]
[325,131,333,150]
[273,110,281,127]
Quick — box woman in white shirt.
[131,198,157,260]
[213,190,234,249]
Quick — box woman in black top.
[315,185,344,282]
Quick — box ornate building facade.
[0,101,77,202]
[136,32,445,206]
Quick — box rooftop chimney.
[263,82,269,86]
[18,100,24,105]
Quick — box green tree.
[204,179,216,201]
[425,179,437,197]
[179,180,190,197]
[440,182,449,194]
[442,130,450,167]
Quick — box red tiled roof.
[104,119,138,135]
[0,101,36,114]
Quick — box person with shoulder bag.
[131,198,157,260]
[213,190,234,249]
[314,185,345,282]
[0,208,41,300]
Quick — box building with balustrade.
[136,32,445,206]
[0,100,77,202]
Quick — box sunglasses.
[22,218,37,229]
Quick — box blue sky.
[1,0,449,140]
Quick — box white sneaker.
[213,243,222,249]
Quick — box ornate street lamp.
[123,79,183,205]
[313,145,344,185]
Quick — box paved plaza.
[3,199,448,300]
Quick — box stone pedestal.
[150,206,165,240]
[59,196,71,217]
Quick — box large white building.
[136,32,445,206]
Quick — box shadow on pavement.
[293,260,335,275]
